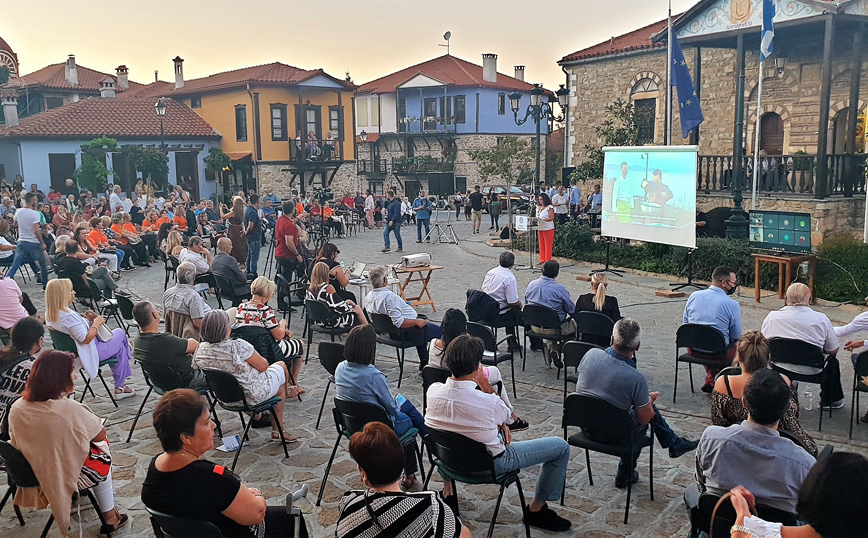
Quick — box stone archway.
[746,104,791,154]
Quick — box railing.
[356,158,388,175]
[288,139,343,163]
[392,156,454,175]
[697,153,867,197]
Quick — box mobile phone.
[395,394,406,407]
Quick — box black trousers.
[820,356,845,404]
[276,257,305,310]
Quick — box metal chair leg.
[396,347,404,389]
[206,393,223,438]
[271,404,290,459]
[514,477,531,538]
[230,413,255,472]
[315,380,332,429]
[585,449,593,485]
[488,483,508,538]
[624,453,634,524]
[673,358,679,403]
[126,385,154,442]
[316,434,343,506]
[98,370,119,408]
[688,363,695,393]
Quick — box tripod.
[424,197,459,244]
[670,248,705,291]
[590,237,624,277]
[263,227,277,278]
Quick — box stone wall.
[255,163,362,200]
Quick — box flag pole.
[665,0,673,146]
[752,62,762,209]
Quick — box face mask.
[724,283,738,295]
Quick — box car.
[481,185,533,213]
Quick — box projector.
[401,253,431,268]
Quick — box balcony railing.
[392,156,454,175]
[357,158,388,175]
[288,138,344,164]
[697,153,867,197]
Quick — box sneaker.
[615,470,639,489]
[416,240,422,243]
[508,417,529,432]
[701,383,714,393]
[382,248,391,253]
[550,349,564,370]
[523,503,571,532]
[396,248,403,252]
[668,437,699,458]
[820,399,845,410]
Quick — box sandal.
[114,386,135,400]
[271,430,299,443]
[401,474,417,489]
[286,386,303,399]
[100,509,129,536]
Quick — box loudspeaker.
[427,173,454,197]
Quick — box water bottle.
[804,386,813,411]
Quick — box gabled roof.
[559,18,671,65]
[3,62,142,93]
[168,62,355,96]
[0,97,220,140]
[357,55,537,94]
[118,80,174,99]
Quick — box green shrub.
[815,234,868,302]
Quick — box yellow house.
[164,57,356,198]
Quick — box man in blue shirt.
[575,318,698,488]
[243,194,263,277]
[412,191,432,243]
[525,260,575,368]
[569,181,583,222]
[682,266,742,392]
[263,190,280,205]
[382,190,403,253]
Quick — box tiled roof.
[0,97,220,139]
[118,80,174,99]
[4,62,142,92]
[358,55,538,94]
[169,62,354,96]
[559,19,671,64]
[225,152,252,161]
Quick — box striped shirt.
[336,490,461,538]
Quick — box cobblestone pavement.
[3,212,868,537]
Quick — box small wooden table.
[395,265,444,311]
[751,253,816,303]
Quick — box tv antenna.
[439,31,451,55]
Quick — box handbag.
[709,491,757,538]
[77,439,111,490]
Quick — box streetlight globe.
[508,91,522,113]
[556,84,569,109]
[529,84,543,108]
[154,99,167,117]
[360,130,368,142]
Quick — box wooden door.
[760,113,784,155]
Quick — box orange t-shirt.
[87,228,109,248]
[110,224,128,244]
[323,207,334,218]
[123,223,139,235]
[173,215,188,229]
[142,219,159,232]
[156,217,171,227]
[295,203,304,216]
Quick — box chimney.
[514,65,525,82]
[482,53,497,83]
[99,77,116,98]
[115,65,129,89]
[173,56,184,89]
[154,70,159,83]
[1,90,19,127]
[65,54,78,85]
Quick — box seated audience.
[179,235,212,275]
[45,279,134,399]
[575,272,622,322]
[93,215,132,270]
[306,262,366,328]
[335,325,427,488]
[696,369,816,513]
[194,310,298,443]
[834,295,868,350]
[574,319,698,487]
[727,451,868,538]
[0,272,38,330]
[111,212,150,267]
[524,260,575,368]
[312,243,356,302]
[761,282,843,409]
[481,250,523,350]
[335,422,469,538]
[0,317,43,438]
[163,262,212,340]
[235,277,305,397]
[133,301,205,391]
[9,351,128,535]
[212,237,252,300]
[428,308,526,429]
[712,331,817,455]
[55,241,125,299]
[426,335,572,532]
[76,225,120,276]
[363,265,441,369]
[142,389,301,537]
[163,230,184,258]
[682,266,742,392]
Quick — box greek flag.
[761,0,776,62]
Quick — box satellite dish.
[444,31,451,41]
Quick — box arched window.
[631,78,659,145]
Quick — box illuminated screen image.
[749,211,812,254]
[601,146,698,249]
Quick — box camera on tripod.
[311,187,334,205]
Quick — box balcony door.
[295,105,322,144]
[760,112,784,155]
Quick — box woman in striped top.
[305,262,366,329]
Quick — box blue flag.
[761,0,776,61]
[670,33,704,138]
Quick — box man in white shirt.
[481,251,522,350]
[551,185,569,225]
[364,189,375,229]
[425,335,572,532]
[178,236,212,276]
[761,282,844,409]
[7,192,49,288]
[109,185,123,213]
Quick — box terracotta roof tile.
[0,97,220,139]
[169,62,354,96]
[118,80,174,99]
[4,62,142,93]
[358,55,538,94]
[559,18,672,64]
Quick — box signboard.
[515,215,530,232]
[677,0,825,40]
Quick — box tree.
[571,98,653,180]
[124,146,169,183]
[469,135,535,200]
[206,147,231,174]
[73,137,119,192]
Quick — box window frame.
[497,93,506,116]
[270,103,288,141]
[454,95,466,124]
[235,105,248,142]
[328,105,342,140]
[190,96,202,109]
[398,98,407,133]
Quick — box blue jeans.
[246,238,261,277]
[383,222,402,249]
[492,437,570,502]
[416,218,430,241]
[114,249,125,268]
[7,241,48,288]
[394,400,428,475]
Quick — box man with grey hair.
[364,265,441,368]
[163,261,212,339]
[762,282,844,409]
[573,318,698,488]
[481,250,523,350]
[212,237,252,301]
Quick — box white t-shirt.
[537,205,554,231]
[552,193,569,214]
[0,236,13,259]
[13,207,42,244]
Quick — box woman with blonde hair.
[45,279,134,399]
[306,262,366,329]
[221,196,248,265]
[575,272,622,322]
[162,230,183,258]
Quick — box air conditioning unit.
[401,253,431,268]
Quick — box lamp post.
[154,98,167,154]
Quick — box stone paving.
[2,211,868,537]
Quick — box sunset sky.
[5,0,697,92]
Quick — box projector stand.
[670,248,706,291]
[590,237,624,277]
[424,204,459,244]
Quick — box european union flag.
[671,33,704,138]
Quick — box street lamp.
[359,130,368,142]
[154,98,167,155]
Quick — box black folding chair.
[195,272,225,310]
[369,312,424,389]
[573,311,615,348]
[201,368,290,472]
[851,351,868,439]
[148,508,222,538]
[303,299,352,364]
[562,393,653,524]
[561,341,603,402]
[424,428,531,538]
[86,277,125,330]
[421,365,450,413]
[315,342,344,429]
[164,255,179,290]
[48,328,119,408]
[673,324,728,402]
[467,321,517,398]
[212,273,250,308]
[317,398,424,506]
[115,294,138,336]
[684,484,798,538]
[275,273,307,326]
[522,304,571,376]
[769,337,831,431]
